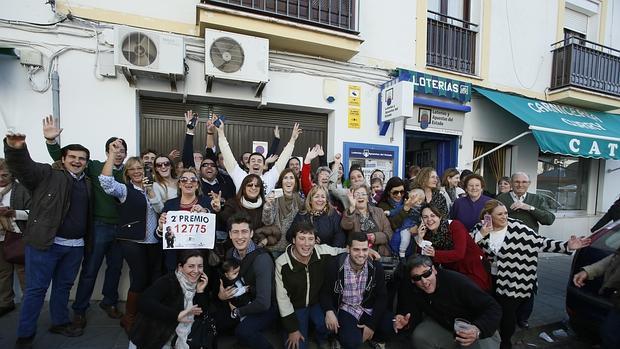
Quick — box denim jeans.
[334,310,394,349]
[18,243,83,337]
[283,303,328,349]
[72,221,123,314]
[235,304,278,349]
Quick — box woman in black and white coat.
[472,199,590,349]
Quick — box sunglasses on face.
[179,177,199,183]
[201,162,216,168]
[246,183,261,188]
[411,268,433,282]
[155,161,171,168]
[390,190,405,196]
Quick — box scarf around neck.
[241,196,263,209]
[426,219,454,250]
[174,269,198,349]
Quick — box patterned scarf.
[174,269,198,349]
[309,205,329,217]
[426,219,454,250]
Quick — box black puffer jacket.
[130,272,210,349]
[4,140,93,251]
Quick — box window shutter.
[564,8,588,34]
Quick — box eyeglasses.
[353,192,368,198]
[201,162,216,168]
[246,183,261,188]
[390,190,405,196]
[155,161,171,168]
[179,177,199,183]
[410,268,433,282]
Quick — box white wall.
[486,0,558,94]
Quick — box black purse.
[186,313,217,349]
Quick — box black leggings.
[119,241,162,292]
[494,294,530,349]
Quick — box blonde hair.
[123,157,143,183]
[480,199,506,220]
[305,186,331,213]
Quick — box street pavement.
[0,253,597,348]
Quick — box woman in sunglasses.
[417,205,490,291]
[148,155,178,213]
[218,174,265,236]
[100,140,163,333]
[341,184,393,256]
[158,168,222,272]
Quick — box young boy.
[388,188,425,258]
[220,259,252,309]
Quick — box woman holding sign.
[100,140,162,334]
[158,168,221,272]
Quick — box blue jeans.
[18,243,83,337]
[283,303,328,349]
[335,310,394,349]
[601,308,620,349]
[235,305,278,349]
[72,221,123,314]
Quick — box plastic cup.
[454,318,473,333]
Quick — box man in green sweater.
[42,116,126,328]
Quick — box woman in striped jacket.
[472,199,590,349]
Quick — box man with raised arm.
[217,119,301,195]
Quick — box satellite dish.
[121,32,158,67]
[210,37,245,73]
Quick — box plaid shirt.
[339,257,373,320]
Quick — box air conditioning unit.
[205,29,269,85]
[114,27,185,80]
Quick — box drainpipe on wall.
[52,70,60,143]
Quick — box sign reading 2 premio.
[411,71,471,102]
[380,80,414,122]
[476,87,620,160]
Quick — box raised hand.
[265,154,279,165]
[304,145,320,164]
[209,191,222,212]
[168,149,181,161]
[290,123,302,142]
[5,133,26,149]
[197,272,209,293]
[42,115,62,140]
[317,145,324,157]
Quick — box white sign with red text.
[162,211,216,249]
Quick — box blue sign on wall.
[397,69,472,103]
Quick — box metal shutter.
[139,98,328,160]
[565,8,588,34]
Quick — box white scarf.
[174,269,197,349]
[241,196,263,209]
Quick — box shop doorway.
[405,130,458,178]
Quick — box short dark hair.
[61,144,90,160]
[420,204,445,220]
[221,258,241,273]
[290,219,316,240]
[249,152,265,162]
[140,149,158,158]
[105,137,127,154]
[405,255,433,273]
[463,173,485,189]
[227,212,253,232]
[347,231,368,247]
[176,249,203,267]
[286,157,300,168]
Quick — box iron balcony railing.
[426,10,478,75]
[550,36,620,97]
[202,0,358,33]
[426,11,478,75]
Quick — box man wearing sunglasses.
[393,255,501,348]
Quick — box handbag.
[186,313,217,349]
[3,231,25,264]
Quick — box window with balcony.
[202,0,358,33]
[426,0,478,75]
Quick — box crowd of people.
[0,110,616,349]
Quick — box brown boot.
[120,291,140,335]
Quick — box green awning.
[475,87,620,160]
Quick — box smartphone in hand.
[213,114,226,127]
[483,214,492,227]
[187,112,198,130]
[272,188,284,198]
